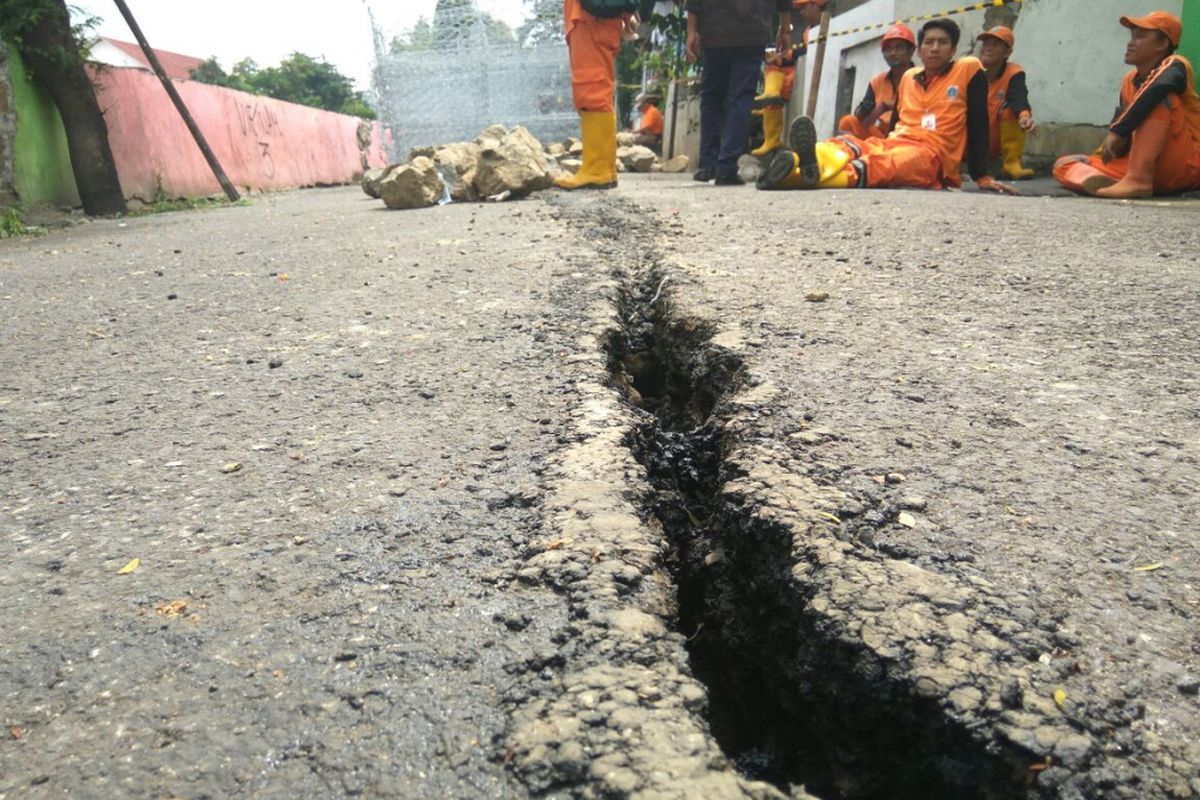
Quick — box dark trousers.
[699,46,763,177]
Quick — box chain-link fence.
[368,1,576,158]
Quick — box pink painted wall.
[92,67,389,200]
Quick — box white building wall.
[1013,0,1183,125]
[807,0,991,136]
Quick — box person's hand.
[1100,131,1128,163]
[622,13,640,41]
[776,22,792,55]
[1018,114,1037,134]
[977,175,1020,195]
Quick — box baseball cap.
[978,26,1015,48]
[1120,11,1182,47]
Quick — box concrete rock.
[559,158,583,175]
[660,155,690,174]
[617,145,657,173]
[433,142,482,202]
[616,131,637,147]
[547,142,567,157]
[475,123,509,144]
[567,138,584,156]
[361,165,398,199]
[474,126,554,198]
[737,153,762,183]
[407,145,436,162]
[379,156,443,210]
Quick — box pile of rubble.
[363,124,689,210]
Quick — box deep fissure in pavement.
[608,264,1031,800]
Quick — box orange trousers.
[833,135,944,189]
[567,13,622,113]
[837,114,886,140]
[1053,106,1200,195]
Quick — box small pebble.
[1178,676,1200,696]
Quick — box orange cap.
[978,26,1015,48]
[881,23,917,47]
[792,0,828,7]
[1120,11,1182,47]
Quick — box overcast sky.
[71,0,532,90]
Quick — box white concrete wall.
[1013,0,1183,125]
[808,0,991,135]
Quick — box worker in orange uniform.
[750,0,826,157]
[556,1,640,191]
[836,24,917,141]
[1054,11,1200,198]
[977,26,1037,179]
[758,18,1016,194]
[631,93,665,150]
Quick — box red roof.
[101,37,206,81]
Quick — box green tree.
[518,0,563,46]
[189,52,375,119]
[0,0,126,215]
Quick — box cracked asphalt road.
[2,177,1198,799]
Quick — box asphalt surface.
[2,177,1198,799]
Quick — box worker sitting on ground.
[977,25,1037,179]
[1054,11,1200,198]
[758,18,1016,194]
[751,0,826,157]
[836,24,917,140]
[631,93,664,150]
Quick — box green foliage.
[131,183,250,216]
[390,0,516,52]
[189,52,376,119]
[0,0,96,72]
[517,0,563,46]
[0,208,43,239]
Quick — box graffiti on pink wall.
[92,66,389,200]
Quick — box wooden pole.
[111,0,240,201]
[804,8,832,119]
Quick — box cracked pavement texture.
[2,177,1199,799]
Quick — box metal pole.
[111,0,241,201]
[805,7,832,118]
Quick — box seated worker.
[836,24,917,140]
[631,93,664,150]
[751,0,826,157]
[977,26,1037,179]
[758,17,1016,194]
[1054,11,1200,198]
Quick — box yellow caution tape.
[619,0,1025,90]
[814,0,1025,43]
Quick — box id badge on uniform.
[921,113,937,131]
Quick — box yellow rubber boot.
[754,69,787,108]
[556,110,618,190]
[1095,118,1169,198]
[999,120,1034,180]
[751,106,785,157]
[815,141,853,188]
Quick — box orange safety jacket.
[986,62,1031,122]
[890,56,990,186]
[853,69,904,136]
[1110,54,1200,145]
[638,104,664,135]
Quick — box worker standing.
[686,0,795,184]
[977,26,1036,179]
[1054,11,1200,198]
[750,0,826,158]
[556,0,639,191]
[758,18,1016,194]
[836,24,916,141]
